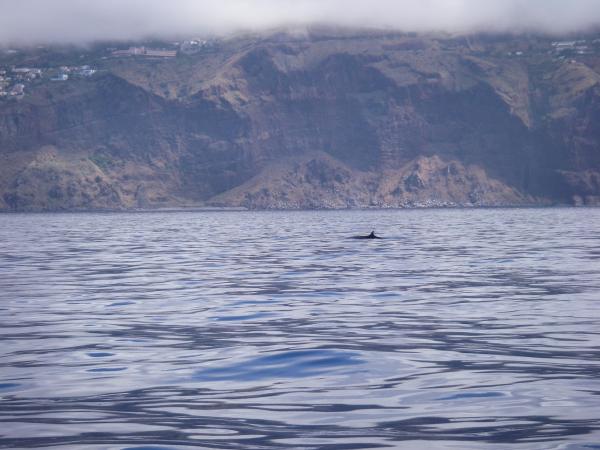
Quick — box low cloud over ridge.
[2,0,600,45]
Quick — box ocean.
[1,208,599,449]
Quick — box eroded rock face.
[1,31,600,210]
[2,147,121,211]
[210,153,533,209]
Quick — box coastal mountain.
[1,30,600,210]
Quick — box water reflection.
[0,209,599,449]
[194,349,364,382]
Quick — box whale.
[352,231,383,240]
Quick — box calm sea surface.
[1,209,600,450]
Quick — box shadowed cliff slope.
[1,31,600,210]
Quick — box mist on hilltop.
[1,0,600,46]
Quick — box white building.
[79,69,97,77]
[10,84,25,96]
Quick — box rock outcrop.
[1,30,600,210]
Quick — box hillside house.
[79,69,97,77]
[144,49,177,58]
[112,46,176,58]
[10,84,25,97]
[553,41,577,53]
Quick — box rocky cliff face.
[1,31,600,210]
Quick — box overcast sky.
[2,0,600,46]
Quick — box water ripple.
[194,349,365,382]
[1,209,600,449]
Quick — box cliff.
[1,30,600,211]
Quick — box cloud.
[1,0,600,45]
